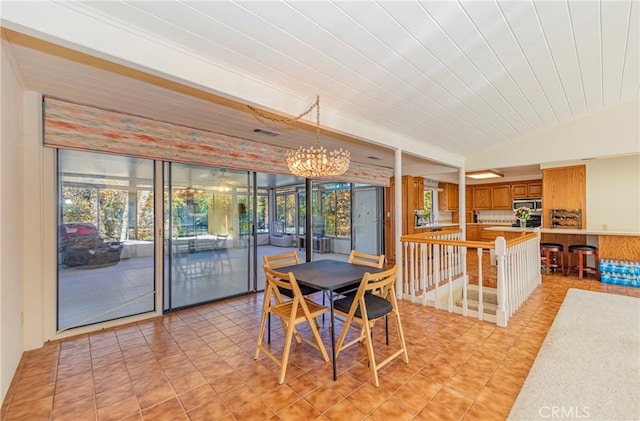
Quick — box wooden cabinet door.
[512,184,527,198]
[447,183,459,211]
[528,182,542,196]
[491,185,511,209]
[438,182,459,211]
[473,187,491,209]
[542,166,586,227]
[466,225,481,241]
[465,186,473,211]
[481,229,502,241]
[414,177,425,210]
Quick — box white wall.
[0,42,26,402]
[586,154,640,232]
[466,99,640,170]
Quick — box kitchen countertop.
[414,223,459,229]
[484,226,640,236]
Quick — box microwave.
[513,198,542,212]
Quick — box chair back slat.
[264,251,300,269]
[263,265,301,300]
[348,250,385,269]
[352,266,398,307]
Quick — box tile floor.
[2,273,638,421]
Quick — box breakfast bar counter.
[484,226,640,261]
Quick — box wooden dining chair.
[263,251,300,270]
[334,250,386,298]
[263,252,322,342]
[254,265,330,384]
[333,265,408,387]
[348,250,385,269]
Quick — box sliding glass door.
[57,152,254,330]
[164,163,251,310]
[57,150,156,331]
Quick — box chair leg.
[362,320,379,387]
[267,313,271,344]
[278,318,295,384]
[385,315,389,345]
[254,308,269,360]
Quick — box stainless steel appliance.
[513,197,543,212]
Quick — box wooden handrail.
[401,230,538,251]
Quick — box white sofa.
[270,221,294,247]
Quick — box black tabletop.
[279,259,383,291]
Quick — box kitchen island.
[483,226,640,261]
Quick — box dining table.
[278,259,384,380]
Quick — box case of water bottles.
[599,259,640,287]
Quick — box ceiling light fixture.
[466,169,504,179]
[248,96,350,178]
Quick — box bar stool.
[540,243,564,274]
[566,245,599,280]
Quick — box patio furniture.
[59,223,123,269]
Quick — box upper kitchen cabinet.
[528,182,542,196]
[473,186,491,209]
[413,177,425,209]
[465,186,473,223]
[512,181,543,198]
[473,184,511,210]
[491,185,512,209]
[438,182,459,211]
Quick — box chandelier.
[249,96,350,178]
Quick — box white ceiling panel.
[620,0,640,101]
[535,1,588,118]
[380,2,518,139]
[499,1,572,124]
[601,1,633,107]
[569,1,603,112]
[2,0,638,182]
[461,1,557,127]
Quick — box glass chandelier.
[249,96,350,178]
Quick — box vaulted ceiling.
[1,1,638,181]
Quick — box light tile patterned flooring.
[3,273,638,421]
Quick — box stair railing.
[399,229,541,327]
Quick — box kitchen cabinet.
[542,165,586,228]
[481,228,524,242]
[528,182,542,196]
[438,182,459,211]
[491,185,512,209]
[512,182,542,198]
[413,177,425,210]
[473,185,510,209]
[481,229,502,242]
[385,175,425,263]
[465,186,473,223]
[466,224,482,241]
[512,184,528,198]
[473,187,491,209]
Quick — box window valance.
[43,97,392,186]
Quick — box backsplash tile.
[475,210,515,224]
